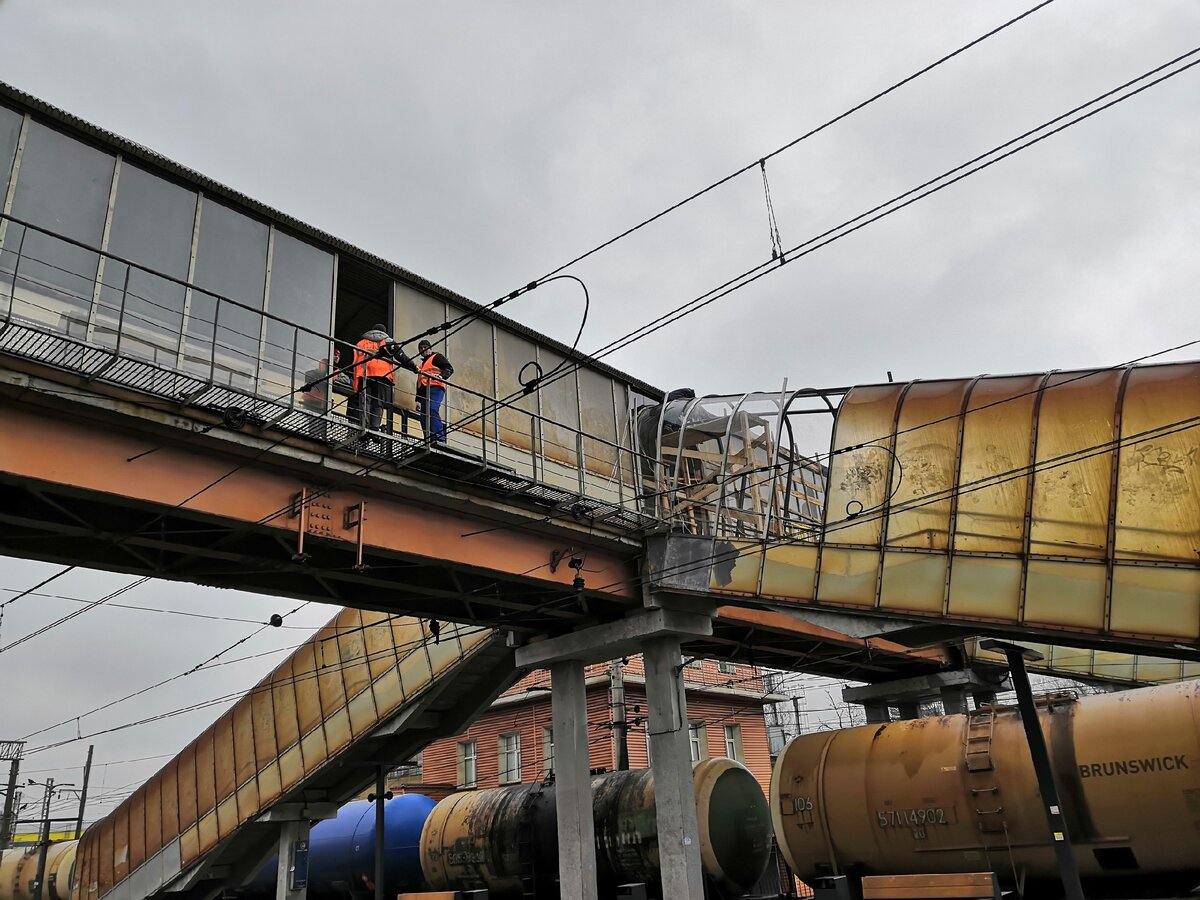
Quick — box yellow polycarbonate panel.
[196,810,218,856]
[315,627,349,723]
[176,745,198,836]
[270,659,300,755]
[396,635,435,686]
[194,731,216,817]
[1131,656,1187,683]
[713,540,763,594]
[299,726,328,774]
[128,789,146,872]
[886,381,966,550]
[760,544,818,599]
[278,744,304,792]
[290,643,322,737]
[1029,370,1121,558]
[879,551,947,613]
[539,349,581,468]
[323,708,353,756]
[1024,559,1107,629]
[232,700,256,788]
[1110,565,1200,640]
[391,283,445,417]
[372,668,405,717]
[947,556,1022,620]
[179,825,199,867]
[824,385,903,546]
[335,612,372,705]
[111,803,130,885]
[235,781,259,827]
[212,712,236,803]
[362,612,402,679]
[214,796,237,842]
[347,685,379,736]
[159,759,179,841]
[1115,363,1200,561]
[816,548,880,606]
[258,761,282,808]
[250,679,278,770]
[97,821,114,896]
[144,776,162,858]
[955,375,1040,553]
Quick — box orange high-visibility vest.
[417,354,445,389]
[353,338,394,389]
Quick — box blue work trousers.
[418,386,446,443]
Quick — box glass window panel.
[955,375,1041,553]
[391,282,444,421]
[1115,363,1200,562]
[824,385,903,546]
[579,365,618,471]
[0,104,21,194]
[99,163,196,360]
[495,326,539,459]
[885,381,965,550]
[3,122,114,337]
[444,312,496,442]
[264,231,333,401]
[1110,564,1200,641]
[539,348,580,468]
[189,199,268,386]
[1029,371,1121,558]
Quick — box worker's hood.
[359,329,391,342]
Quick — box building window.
[389,751,422,784]
[686,657,703,669]
[542,726,554,774]
[718,660,737,674]
[456,740,477,788]
[688,723,708,763]
[724,724,744,762]
[499,732,521,784]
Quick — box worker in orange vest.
[351,324,410,431]
[416,339,453,443]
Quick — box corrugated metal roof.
[0,80,662,400]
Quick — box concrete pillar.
[275,819,310,900]
[896,700,921,721]
[551,659,598,900]
[642,636,705,899]
[863,702,890,724]
[940,686,969,716]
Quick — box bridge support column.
[643,635,706,900]
[514,605,714,900]
[551,658,598,900]
[274,819,310,900]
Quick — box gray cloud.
[1,0,1198,821]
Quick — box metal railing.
[0,213,658,531]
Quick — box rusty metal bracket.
[344,501,367,571]
[290,487,310,561]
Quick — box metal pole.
[610,659,628,771]
[983,641,1085,900]
[75,745,93,839]
[31,779,53,900]
[372,766,385,900]
[0,756,19,848]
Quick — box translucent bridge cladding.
[71,612,500,900]
[645,362,1200,650]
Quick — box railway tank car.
[421,757,773,898]
[771,679,1200,895]
[246,793,434,897]
[0,840,77,900]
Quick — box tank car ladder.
[964,710,1006,834]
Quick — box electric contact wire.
[347,46,1200,485]
[9,35,1192,694]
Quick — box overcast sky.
[1,0,1198,824]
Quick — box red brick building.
[391,657,780,797]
